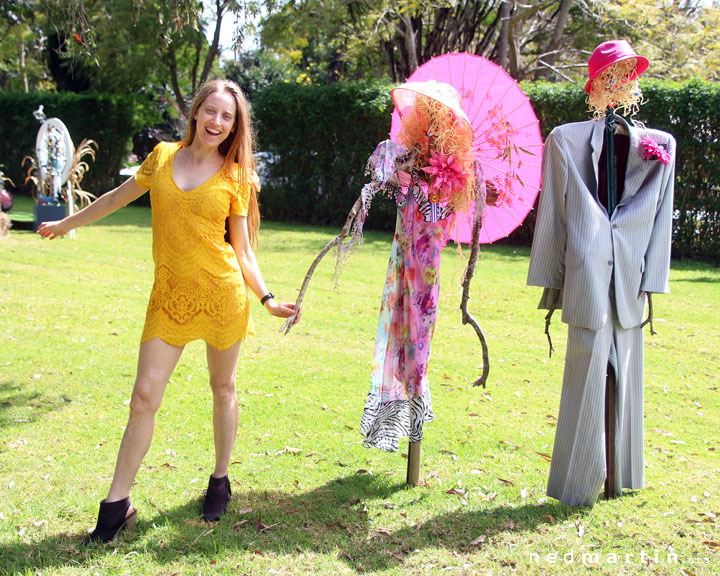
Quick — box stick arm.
[280,195,364,334]
[459,174,490,388]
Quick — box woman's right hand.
[36,219,72,239]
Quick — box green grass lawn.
[1,203,718,575]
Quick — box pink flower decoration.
[421,150,468,197]
[640,137,671,165]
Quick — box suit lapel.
[590,120,604,198]
[617,124,648,207]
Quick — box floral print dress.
[360,183,454,452]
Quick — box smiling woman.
[34,79,298,543]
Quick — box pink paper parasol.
[390,53,543,244]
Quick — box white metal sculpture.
[33,105,76,238]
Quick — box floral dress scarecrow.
[281,80,494,456]
[355,82,493,451]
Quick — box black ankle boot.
[84,497,137,544]
[202,474,231,522]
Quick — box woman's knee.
[129,375,166,416]
[210,376,237,403]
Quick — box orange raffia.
[396,94,475,211]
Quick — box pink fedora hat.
[584,40,649,94]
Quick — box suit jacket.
[527,119,675,330]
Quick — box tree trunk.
[399,13,419,74]
[167,45,187,116]
[535,0,573,80]
[19,43,28,93]
[497,1,511,70]
[198,0,225,88]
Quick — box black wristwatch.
[260,292,274,305]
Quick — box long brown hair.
[183,79,260,249]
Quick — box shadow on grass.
[672,276,720,283]
[0,380,68,431]
[0,473,585,573]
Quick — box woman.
[37,79,297,541]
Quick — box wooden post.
[604,366,616,500]
[406,440,422,486]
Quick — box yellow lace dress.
[134,142,255,350]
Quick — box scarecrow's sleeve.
[527,129,568,301]
[640,131,675,295]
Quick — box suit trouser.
[547,315,645,507]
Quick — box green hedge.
[0,92,138,197]
[253,80,399,230]
[254,79,720,260]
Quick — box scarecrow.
[527,40,676,506]
[283,54,543,483]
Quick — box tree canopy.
[1,0,717,113]
[259,0,720,84]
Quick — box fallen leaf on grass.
[161,463,177,469]
[232,520,248,531]
[283,446,302,455]
[497,478,514,487]
[256,513,280,532]
[370,528,392,538]
[191,528,213,545]
[325,519,342,528]
[445,487,468,505]
[415,520,424,531]
[381,502,398,509]
[440,450,458,461]
[702,541,719,549]
[469,535,486,546]
[425,471,441,485]
[305,451,320,457]
[356,469,371,475]
[388,550,405,562]
[237,508,253,515]
[470,468,486,475]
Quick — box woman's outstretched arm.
[36,177,148,239]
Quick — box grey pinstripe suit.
[527,119,675,506]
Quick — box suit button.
[612,224,618,229]
[608,260,613,266]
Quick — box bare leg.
[206,340,242,478]
[105,337,185,503]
